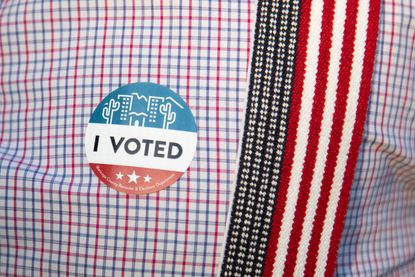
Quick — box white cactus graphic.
[160,102,176,129]
[102,99,120,124]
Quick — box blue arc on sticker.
[90,82,197,133]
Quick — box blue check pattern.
[0,0,414,276]
[0,1,253,276]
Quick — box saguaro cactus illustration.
[160,102,176,129]
[102,99,120,124]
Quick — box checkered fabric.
[0,1,253,276]
[0,0,414,276]
[335,0,415,275]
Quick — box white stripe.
[271,0,324,275]
[315,0,371,275]
[293,0,348,275]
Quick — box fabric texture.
[0,1,253,276]
[219,0,382,275]
[336,0,415,275]
[221,0,301,275]
[262,0,381,274]
[0,0,414,276]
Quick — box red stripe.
[121,1,135,270]
[262,0,313,275]
[65,1,82,274]
[151,0,164,274]
[2,45,247,57]
[93,1,109,275]
[127,0,136,82]
[324,0,381,276]
[380,2,398,266]
[0,10,9,273]
[262,0,380,275]
[0,5,6,147]
[121,194,129,277]
[0,184,230,204]
[156,0,164,84]
[11,1,30,274]
[1,15,249,27]
[37,0,56,273]
[121,0,136,273]
[0,243,219,267]
[5,215,226,235]
[281,0,336,275]
[0,74,243,84]
[246,2,252,75]
[181,0,193,275]
[303,0,360,274]
[213,0,222,271]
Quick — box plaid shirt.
[0,0,413,276]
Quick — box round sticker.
[85,82,197,194]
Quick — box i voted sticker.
[85,82,197,194]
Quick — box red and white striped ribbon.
[262,0,380,276]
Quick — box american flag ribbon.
[221,0,381,276]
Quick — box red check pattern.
[1,0,414,276]
[0,1,254,276]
